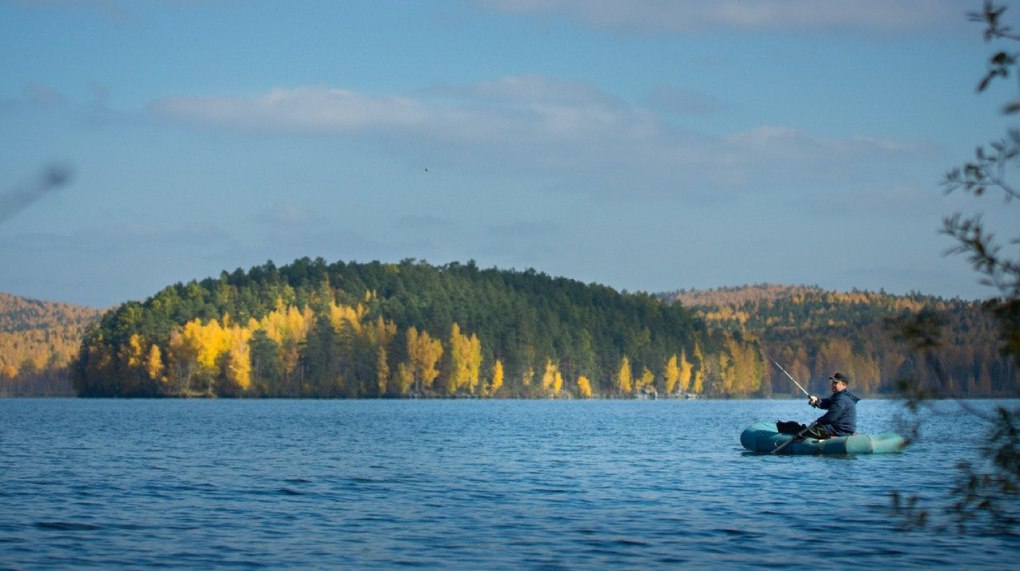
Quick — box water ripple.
[2,399,1019,569]
[33,521,102,532]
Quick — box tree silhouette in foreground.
[891,0,1020,534]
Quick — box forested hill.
[0,293,102,333]
[74,258,743,398]
[0,293,103,395]
[662,284,1015,397]
[16,266,1016,399]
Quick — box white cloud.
[149,87,431,135]
[148,77,663,154]
[724,125,925,161]
[477,0,962,34]
[148,77,932,197]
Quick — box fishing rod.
[768,356,811,397]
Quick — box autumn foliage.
[668,284,1018,397]
[10,262,1012,399]
[0,293,102,395]
[72,259,720,398]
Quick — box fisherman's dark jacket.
[814,390,859,436]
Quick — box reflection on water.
[1,398,1017,569]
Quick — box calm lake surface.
[2,398,1018,569]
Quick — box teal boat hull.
[741,421,907,455]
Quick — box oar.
[769,356,810,397]
[771,422,816,455]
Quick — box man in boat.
[805,372,858,438]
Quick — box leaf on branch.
[992,50,1013,65]
[900,0,1020,536]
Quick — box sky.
[1,0,1017,308]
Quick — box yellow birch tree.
[664,354,680,395]
[445,323,482,395]
[541,359,559,396]
[168,328,198,394]
[117,333,146,395]
[146,343,165,386]
[487,359,504,397]
[639,367,655,394]
[223,324,253,393]
[577,375,593,398]
[617,356,633,396]
[522,366,535,389]
[225,343,252,392]
[678,350,694,394]
[406,327,443,394]
[396,362,414,396]
[691,342,705,394]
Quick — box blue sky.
[0,0,1015,307]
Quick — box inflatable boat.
[740,420,907,455]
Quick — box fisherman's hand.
[808,395,820,407]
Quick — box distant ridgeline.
[4,263,1014,399]
[74,258,737,398]
[0,293,102,396]
[664,284,1018,397]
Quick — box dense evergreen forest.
[72,258,752,398]
[0,293,102,396]
[665,284,1018,397]
[5,261,1016,399]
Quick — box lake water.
[2,398,1018,569]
